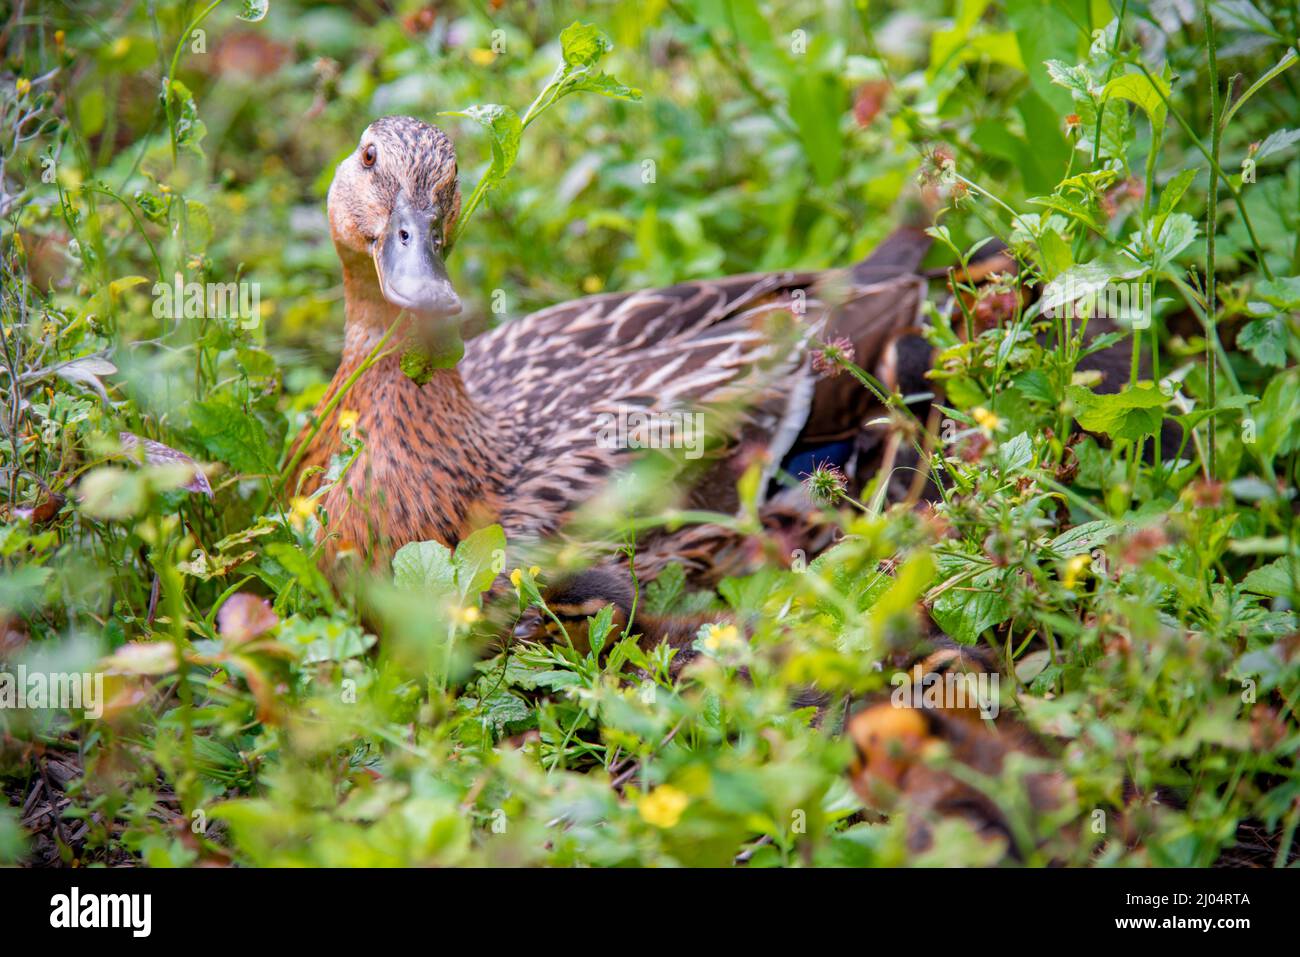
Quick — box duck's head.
[512,567,636,653]
[327,115,462,320]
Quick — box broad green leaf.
[453,524,506,597]
[1067,384,1167,442]
[1102,71,1169,130]
[930,569,1010,645]
[393,539,457,594]
[1238,316,1290,367]
[1242,557,1300,598]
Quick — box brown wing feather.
[457,228,931,577]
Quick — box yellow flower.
[289,496,316,529]
[972,406,1001,431]
[702,622,741,652]
[510,566,542,591]
[468,48,497,66]
[638,785,689,829]
[582,275,604,294]
[1061,554,1091,589]
[15,78,31,97]
[338,409,359,432]
[452,605,482,626]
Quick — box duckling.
[293,115,932,582]
[847,652,1070,856]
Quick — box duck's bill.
[373,191,462,318]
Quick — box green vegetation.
[1,0,1297,867]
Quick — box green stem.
[1203,2,1220,480]
[271,318,402,501]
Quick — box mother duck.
[292,115,932,582]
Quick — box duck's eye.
[361,144,377,168]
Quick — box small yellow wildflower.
[338,409,360,432]
[638,785,689,829]
[54,30,65,50]
[468,48,497,66]
[510,566,542,591]
[15,78,31,97]
[1062,554,1091,589]
[289,496,315,529]
[452,606,482,626]
[702,622,741,652]
[971,406,1001,431]
[582,275,604,294]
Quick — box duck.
[291,115,934,584]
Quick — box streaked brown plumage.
[295,115,931,581]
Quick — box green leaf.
[1250,369,1300,466]
[393,540,457,594]
[559,21,612,68]
[1250,276,1300,310]
[1242,558,1300,598]
[1238,316,1289,367]
[1044,59,1095,98]
[569,71,642,102]
[441,104,521,187]
[995,431,1033,473]
[1102,71,1169,130]
[587,603,616,655]
[1067,384,1167,442]
[643,562,685,615]
[1047,520,1118,558]
[1157,168,1197,219]
[1255,127,1300,164]
[453,524,506,597]
[190,398,273,473]
[400,338,462,384]
[930,568,1011,645]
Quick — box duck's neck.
[308,256,502,551]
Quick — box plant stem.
[1204,2,1220,480]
